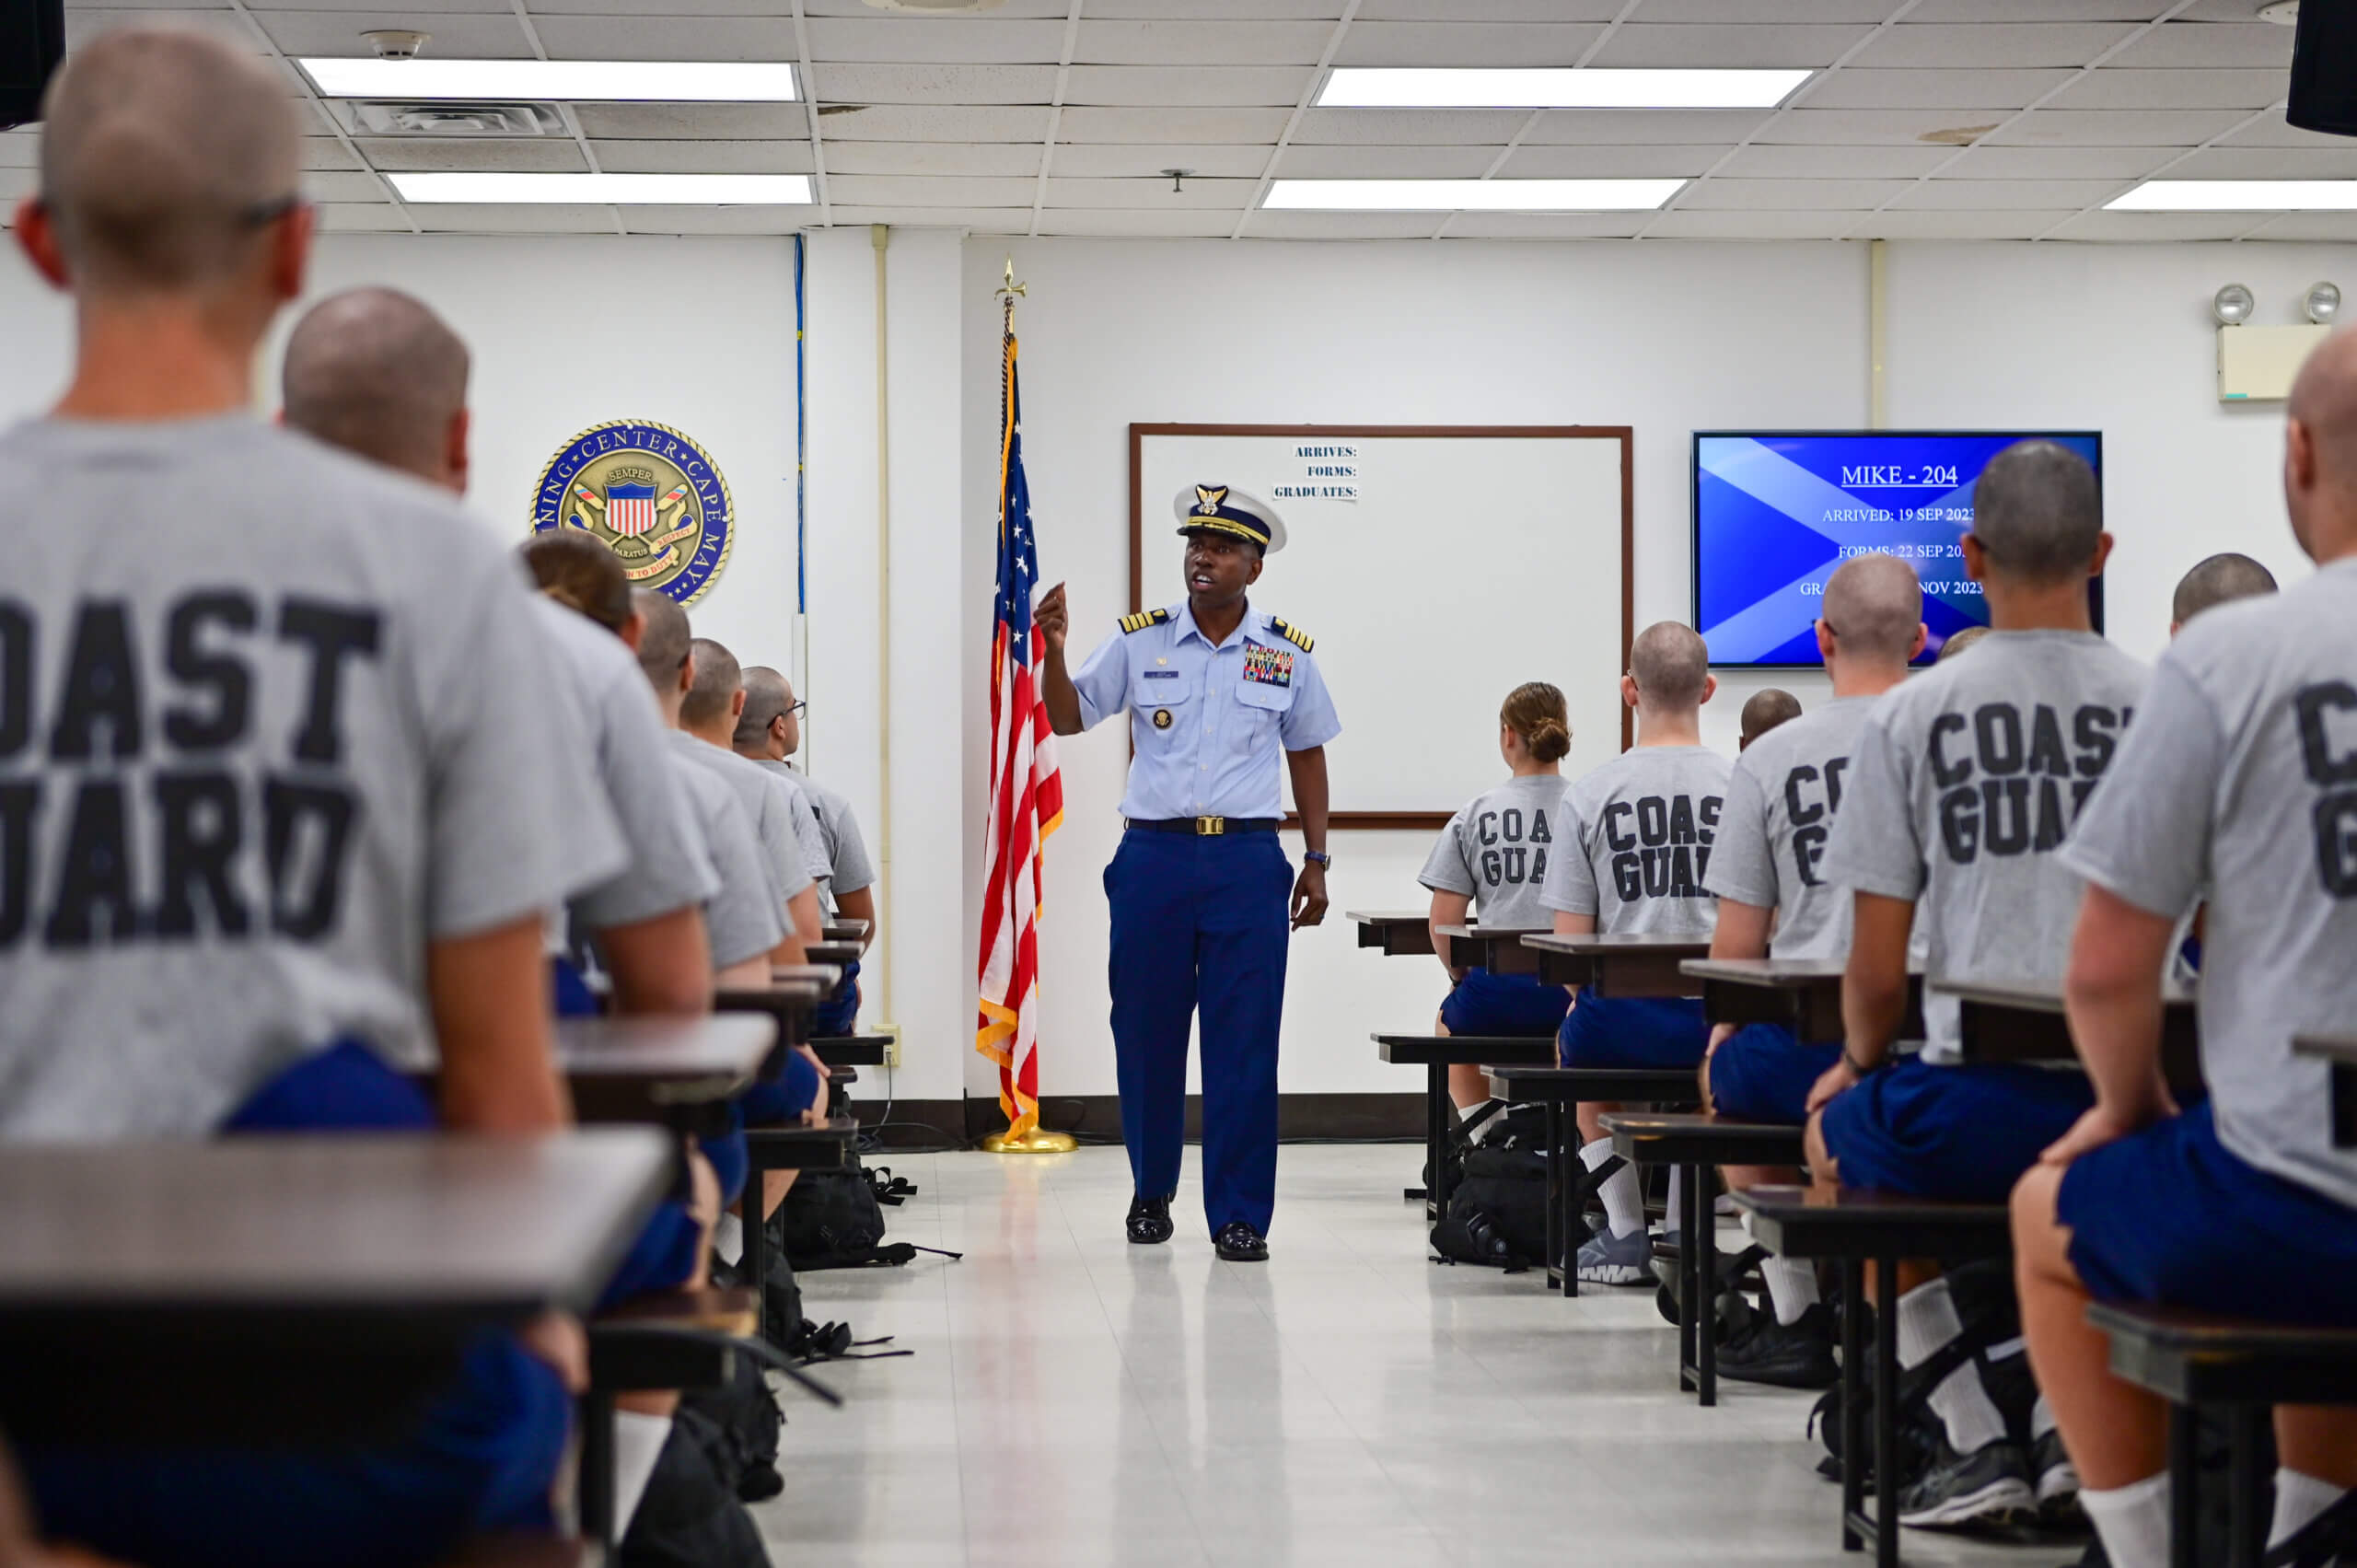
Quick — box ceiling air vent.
[342,100,565,136]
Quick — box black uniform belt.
[1127,817,1279,836]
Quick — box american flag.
[975,329,1063,1138]
[607,480,658,537]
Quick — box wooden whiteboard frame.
[1130,423,1635,831]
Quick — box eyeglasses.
[772,702,807,726]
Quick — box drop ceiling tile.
[302,169,393,202]
[1061,66,1312,107]
[1843,208,2050,238]
[1352,0,1622,17]
[2224,112,2357,149]
[1906,0,2165,17]
[1074,19,1341,65]
[1059,107,1292,143]
[2042,209,2267,240]
[1678,177,1910,209]
[1850,22,2139,69]
[1033,208,1239,237]
[0,133,37,168]
[1065,0,1342,15]
[1046,175,1254,208]
[1893,177,2119,208]
[798,0,1069,15]
[618,208,807,234]
[301,136,365,171]
[589,140,814,174]
[827,174,1039,207]
[524,15,799,61]
[2170,146,2357,179]
[571,103,810,140]
[1592,23,1875,69]
[1497,144,1725,178]
[1717,143,1956,178]
[817,104,1050,142]
[1936,144,2176,178]
[317,203,415,231]
[1240,209,1449,238]
[804,17,1068,64]
[64,10,254,50]
[1639,0,1897,18]
[1645,208,1854,238]
[2177,0,2303,17]
[1803,68,2073,110]
[1985,108,2251,145]
[1445,211,1651,238]
[807,63,1060,104]
[0,167,39,199]
[1051,143,1268,179]
[1292,108,1534,145]
[2242,213,2357,241]
[824,205,1034,231]
[252,10,529,57]
[1273,144,1498,178]
[2106,20,2296,69]
[411,203,618,233]
[358,136,588,172]
[826,140,1043,177]
[1754,108,2009,145]
[247,0,502,9]
[1519,109,1777,145]
[2047,68,2286,110]
[1332,22,1605,68]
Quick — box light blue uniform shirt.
[1070,600,1341,820]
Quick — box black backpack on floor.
[617,1406,772,1568]
[1431,1142,1554,1271]
[772,1163,911,1271]
[677,1348,784,1504]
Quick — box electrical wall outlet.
[883,1027,903,1069]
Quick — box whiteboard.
[1132,425,1631,821]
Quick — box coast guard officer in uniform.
[1038,485,1339,1261]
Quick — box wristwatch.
[1303,850,1332,867]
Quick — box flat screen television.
[1693,430,2104,669]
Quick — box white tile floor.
[757,1144,2081,1567]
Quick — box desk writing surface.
[770,964,843,992]
[2295,1034,2357,1065]
[1526,933,1713,957]
[1937,979,2197,1015]
[553,1015,775,1084]
[806,941,863,966]
[824,919,871,943]
[1681,957,1848,988]
[1348,909,1440,958]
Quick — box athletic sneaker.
[1574,1225,1655,1285]
[1718,1302,1840,1390]
[2031,1427,2081,1521]
[1897,1431,2036,1530]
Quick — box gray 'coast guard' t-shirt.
[668,750,786,970]
[1419,773,1565,932]
[1823,629,2145,1064]
[2062,564,2357,1208]
[0,416,593,1138]
[758,760,874,915]
[1706,695,1879,961]
[1540,745,1730,936]
[666,731,813,908]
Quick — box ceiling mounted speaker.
[2289,0,2357,137]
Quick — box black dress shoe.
[1126,1193,1173,1245]
[1213,1222,1268,1262]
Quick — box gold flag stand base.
[980,1127,1077,1154]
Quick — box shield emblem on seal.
[607,480,658,538]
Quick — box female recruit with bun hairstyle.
[1416,682,1578,1134]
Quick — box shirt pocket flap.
[1236,678,1295,713]
[1134,671,1192,709]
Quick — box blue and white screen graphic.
[1694,432,2102,668]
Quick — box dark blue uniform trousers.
[1106,827,1292,1237]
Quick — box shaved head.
[37,28,300,294]
[283,288,470,484]
[683,636,742,729]
[736,665,795,749]
[2285,328,2357,562]
[1740,689,1801,749]
[1629,621,1710,712]
[1821,552,1924,664]
[2171,552,2278,629]
[1937,624,1991,663]
[1968,441,2104,585]
[633,589,691,690]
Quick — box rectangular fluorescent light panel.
[298,58,798,102]
[2107,180,2357,211]
[389,172,812,205]
[1263,179,1683,212]
[1318,68,1811,110]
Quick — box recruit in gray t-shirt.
[668,751,787,970]
[666,730,813,908]
[2062,563,2357,1210]
[1419,773,1567,932]
[1706,695,1879,962]
[1822,629,2145,1064]
[534,600,717,933]
[0,416,596,1139]
[1539,745,1731,936]
[753,756,831,889]
[758,760,874,909]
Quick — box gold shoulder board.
[1272,618,1314,653]
[1120,609,1170,634]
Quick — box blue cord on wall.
[794,231,807,617]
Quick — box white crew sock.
[1665,1174,1685,1237]
[611,1410,674,1538]
[2031,1393,2059,1439]
[1454,1095,1501,1140]
[1894,1276,2008,1455]
[2081,1472,2170,1568]
[714,1210,744,1267]
[2271,1469,2351,1550]
[1763,1257,1819,1326]
[1580,1136,1645,1239]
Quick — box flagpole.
[980,257,1076,1156]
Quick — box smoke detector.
[340,99,565,136]
[858,0,1007,11]
[362,29,430,61]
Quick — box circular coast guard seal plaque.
[530,419,735,606]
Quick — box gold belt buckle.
[1196,815,1225,836]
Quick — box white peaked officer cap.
[1172,483,1286,555]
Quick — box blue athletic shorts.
[1818,1057,2095,1202]
[23,1040,569,1568]
[812,958,861,1038]
[1707,1023,1840,1126]
[738,1046,821,1129]
[549,957,598,1018]
[2058,1100,2357,1323]
[1441,968,1571,1039]
[701,1105,749,1209]
[1556,990,1710,1070]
